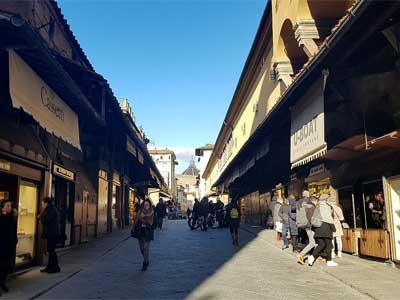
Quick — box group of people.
[189,197,241,246]
[190,197,226,230]
[272,190,345,267]
[0,197,61,296]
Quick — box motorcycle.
[188,215,207,231]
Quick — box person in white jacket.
[328,198,344,258]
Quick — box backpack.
[296,203,308,229]
[230,208,239,219]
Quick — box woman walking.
[329,198,344,258]
[308,194,338,267]
[132,199,155,271]
[0,200,17,295]
[39,197,61,273]
[227,200,241,246]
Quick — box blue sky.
[58,0,266,171]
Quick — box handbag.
[130,220,142,239]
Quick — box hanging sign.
[53,164,75,181]
[290,75,327,168]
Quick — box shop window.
[338,187,363,228]
[363,181,386,229]
[16,181,38,265]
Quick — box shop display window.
[16,181,38,265]
[362,181,386,229]
[338,187,363,228]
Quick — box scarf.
[137,207,154,226]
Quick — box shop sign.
[309,164,326,177]
[290,75,327,168]
[8,50,81,150]
[53,164,75,181]
[0,160,11,171]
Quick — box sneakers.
[307,255,315,266]
[282,245,289,250]
[337,251,342,258]
[327,260,338,267]
[297,254,305,265]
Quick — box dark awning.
[0,113,49,168]
[325,131,400,161]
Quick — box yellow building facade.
[204,0,354,194]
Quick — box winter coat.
[288,197,298,236]
[312,200,335,239]
[155,203,167,218]
[274,202,283,223]
[278,204,289,225]
[40,204,60,240]
[135,207,156,242]
[0,213,17,272]
[332,204,344,237]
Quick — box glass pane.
[338,188,355,228]
[16,182,38,265]
[363,181,386,229]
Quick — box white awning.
[8,50,81,150]
[290,74,326,168]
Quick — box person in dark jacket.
[215,200,225,228]
[155,198,167,230]
[288,194,299,252]
[278,198,290,250]
[133,199,155,271]
[38,197,61,273]
[0,200,17,295]
[227,200,241,246]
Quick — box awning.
[9,50,81,150]
[325,131,400,161]
[291,75,327,168]
[0,14,104,127]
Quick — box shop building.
[204,0,400,263]
[0,0,165,269]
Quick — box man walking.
[155,198,167,229]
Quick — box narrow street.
[4,221,400,300]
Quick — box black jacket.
[0,213,17,258]
[40,204,60,239]
[155,203,167,218]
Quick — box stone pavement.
[2,220,400,300]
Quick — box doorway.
[52,176,75,246]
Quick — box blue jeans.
[282,224,289,246]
